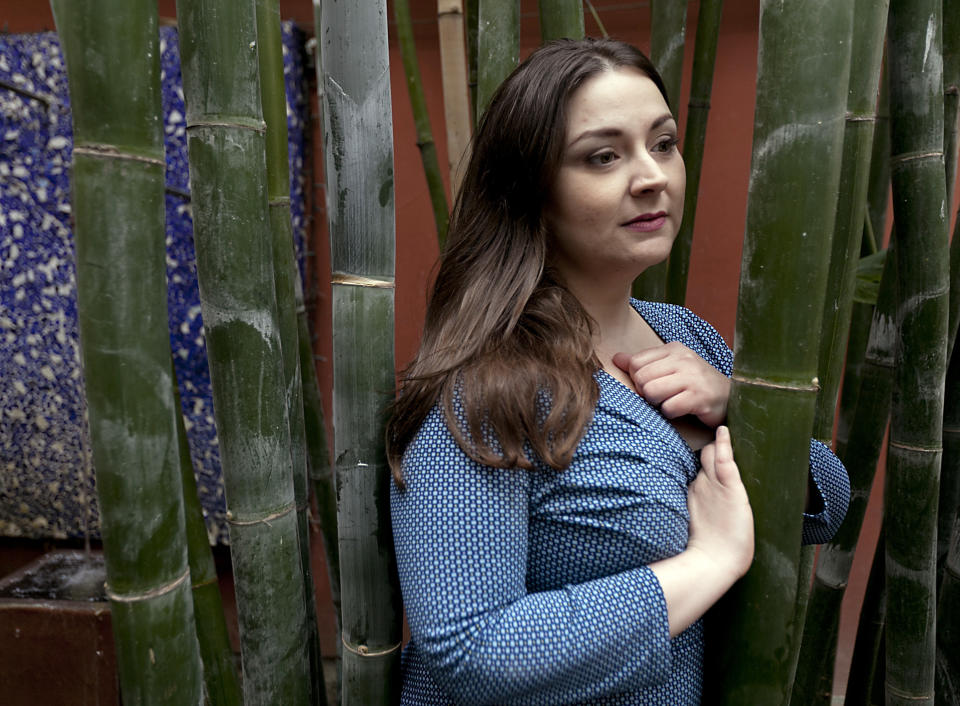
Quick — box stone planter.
[0,550,118,705]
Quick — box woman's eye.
[654,137,680,153]
[588,150,617,166]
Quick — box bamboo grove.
[49,0,960,703]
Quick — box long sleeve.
[391,407,674,705]
[801,438,851,544]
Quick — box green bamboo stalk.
[394,0,450,248]
[845,527,887,706]
[665,0,722,305]
[50,0,204,702]
[936,518,960,704]
[939,336,960,586]
[174,0,311,701]
[632,0,687,303]
[866,59,892,247]
[318,1,403,702]
[172,365,242,706]
[945,0,960,358]
[437,0,473,197]
[256,1,326,703]
[466,0,479,124]
[885,0,949,702]
[538,0,584,41]
[792,240,897,706]
[703,1,855,703]
[584,0,609,38]
[309,0,343,640]
[812,0,889,448]
[476,0,519,120]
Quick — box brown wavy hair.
[387,38,669,483]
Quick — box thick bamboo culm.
[174,0,311,700]
[172,368,242,706]
[632,0,686,303]
[665,0,723,306]
[255,0,326,702]
[885,0,949,702]
[792,235,898,706]
[476,0,519,121]
[538,0,585,41]
[49,0,205,702]
[318,1,403,702]
[704,1,855,703]
[437,0,473,198]
[395,0,450,247]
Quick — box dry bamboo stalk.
[438,0,473,199]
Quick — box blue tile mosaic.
[1,24,311,544]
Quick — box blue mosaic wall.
[0,24,311,544]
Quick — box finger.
[713,426,742,486]
[612,346,670,374]
[631,357,682,388]
[636,376,687,409]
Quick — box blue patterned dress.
[391,300,850,705]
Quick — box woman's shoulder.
[630,299,733,375]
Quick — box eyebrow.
[566,113,676,148]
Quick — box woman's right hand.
[648,426,754,637]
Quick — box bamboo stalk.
[945,0,960,360]
[174,0,311,700]
[256,1,326,702]
[811,0,889,449]
[845,527,887,706]
[466,0,479,124]
[538,0,585,41]
[437,0,473,198]
[936,518,960,704]
[395,0,450,247]
[318,1,403,702]
[632,0,687,303]
[49,0,204,701]
[476,0,519,120]
[172,366,242,706]
[703,1,855,702]
[792,239,897,706]
[885,1,949,702]
[665,0,722,305]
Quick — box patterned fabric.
[391,300,850,705]
[0,25,310,542]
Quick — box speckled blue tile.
[1,25,311,544]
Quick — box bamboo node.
[331,273,395,289]
[730,373,819,392]
[341,635,401,658]
[226,501,297,527]
[891,150,943,168]
[72,145,165,167]
[105,565,190,604]
[844,113,876,123]
[186,118,267,134]
[888,439,941,454]
[884,682,932,700]
[269,196,292,207]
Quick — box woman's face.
[543,67,685,294]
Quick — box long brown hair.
[387,38,669,482]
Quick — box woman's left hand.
[612,342,730,428]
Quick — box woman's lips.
[623,212,667,232]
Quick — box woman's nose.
[628,154,669,195]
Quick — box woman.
[387,38,849,705]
